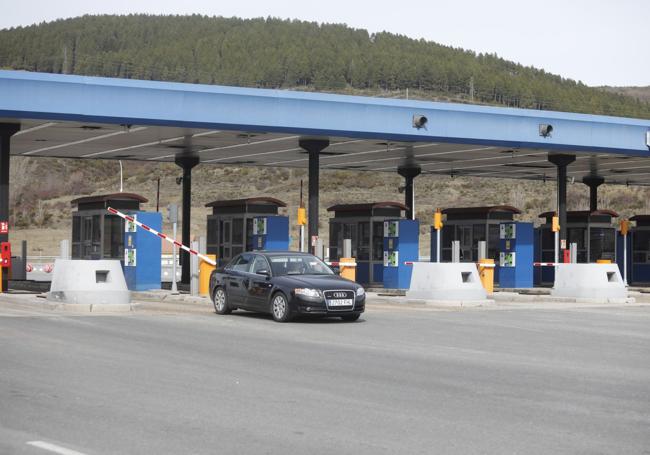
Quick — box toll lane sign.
[0,221,7,234]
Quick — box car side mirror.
[256,269,271,278]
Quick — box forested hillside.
[1,15,649,255]
[1,14,649,118]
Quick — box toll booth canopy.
[328,202,407,284]
[438,206,521,262]
[206,197,287,266]
[538,210,618,263]
[71,193,147,260]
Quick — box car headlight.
[294,288,323,299]
[356,287,365,297]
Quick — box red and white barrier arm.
[534,262,559,267]
[326,261,357,267]
[107,207,217,267]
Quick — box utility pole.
[469,77,474,102]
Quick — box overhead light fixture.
[413,115,428,129]
[539,124,553,138]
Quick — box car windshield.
[268,255,334,276]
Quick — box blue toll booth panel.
[123,211,162,291]
[251,216,289,251]
[498,222,533,288]
[382,219,419,289]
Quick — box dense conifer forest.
[1,14,649,118]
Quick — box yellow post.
[199,254,217,297]
[477,258,494,293]
[596,259,612,264]
[339,258,356,282]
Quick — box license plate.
[327,298,353,307]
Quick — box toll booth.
[206,197,289,266]
[618,215,650,285]
[328,202,409,285]
[70,193,162,291]
[431,206,521,283]
[535,210,618,285]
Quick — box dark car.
[209,251,365,322]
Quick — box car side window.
[251,255,270,275]
[232,254,253,272]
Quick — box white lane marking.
[26,441,88,455]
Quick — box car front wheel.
[212,287,231,315]
[270,292,291,322]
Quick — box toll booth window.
[633,231,650,263]
[207,218,218,253]
[232,218,244,245]
[344,224,357,257]
[441,225,455,262]
[472,224,486,260]
[372,221,384,261]
[540,228,555,262]
[246,218,254,251]
[568,227,587,262]
[487,224,499,259]
[104,216,124,259]
[358,222,370,260]
[329,223,341,260]
[590,228,615,262]
[72,216,81,243]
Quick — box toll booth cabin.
[206,197,289,266]
[70,193,162,290]
[536,210,618,285]
[620,215,650,285]
[328,202,409,286]
[433,206,521,282]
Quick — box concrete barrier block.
[406,262,488,301]
[47,259,131,306]
[551,264,628,300]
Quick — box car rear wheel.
[270,292,291,322]
[340,313,361,322]
[212,287,231,315]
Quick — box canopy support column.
[0,124,19,293]
[175,155,199,284]
[398,166,422,220]
[582,175,605,212]
[548,154,576,259]
[299,139,329,254]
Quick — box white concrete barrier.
[551,263,627,299]
[47,259,130,305]
[406,262,487,301]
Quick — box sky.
[0,0,648,87]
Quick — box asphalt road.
[1,303,649,454]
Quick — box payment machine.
[206,197,289,266]
[382,219,419,289]
[71,193,162,291]
[498,222,534,288]
[328,202,408,285]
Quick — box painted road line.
[26,441,88,455]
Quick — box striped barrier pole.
[107,207,217,267]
